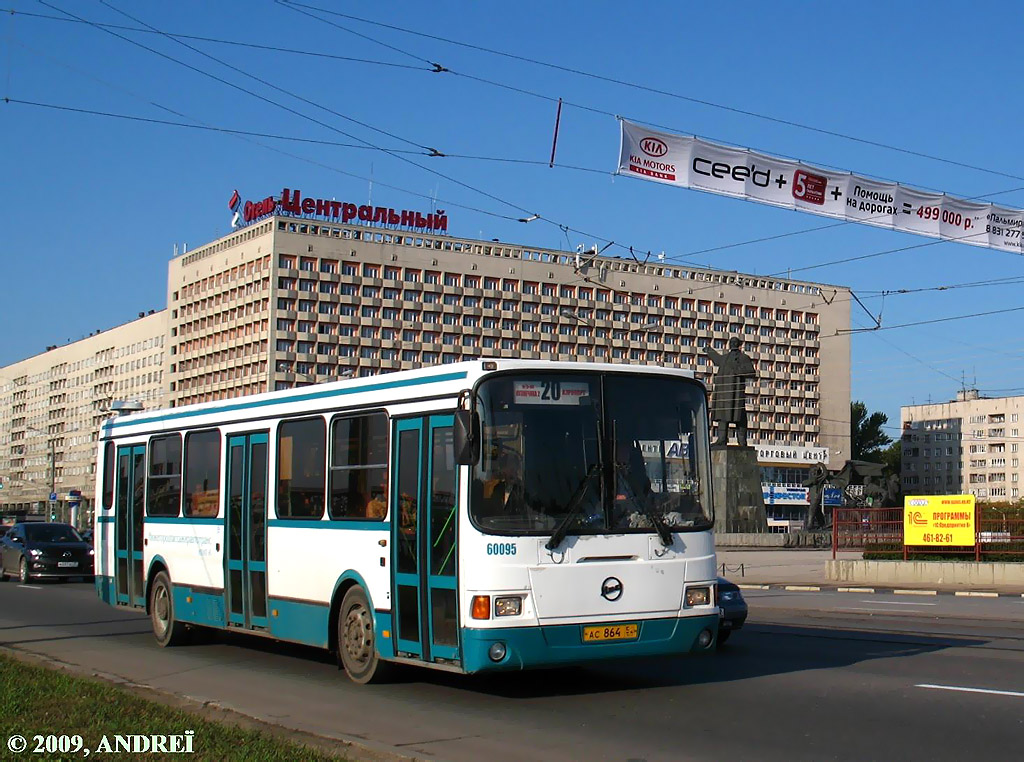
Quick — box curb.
[733,584,1020,598]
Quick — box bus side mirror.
[453,409,479,466]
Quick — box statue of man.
[802,463,829,530]
[705,337,756,446]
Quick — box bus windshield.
[470,371,713,537]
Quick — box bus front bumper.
[461,613,719,673]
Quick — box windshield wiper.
[615,465,673,547]
[545,462,601,551]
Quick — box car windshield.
[469,371,713,536]
[24,524,83,543]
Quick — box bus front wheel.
[338,586,392,684]
[150,571,188,647]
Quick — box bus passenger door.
[225,432,269,630]
[114,444,146,607]
[392,416,460,664]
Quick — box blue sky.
[4,0,1024,436]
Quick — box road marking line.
[954,591,999,598]
[838,587,875,593]
[737,584,770,590]
[836,607,927,613]
[784,585,821,592]
[859,600,936,606]
[916,684,1024,699]
[17,585,43,590]
[893,589,938,596]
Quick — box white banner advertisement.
[617,119,1022,253]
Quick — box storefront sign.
[756,445,829,465]
[763,485,809,505]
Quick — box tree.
[880,440,902,476]
[851,401,892,462]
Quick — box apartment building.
[902,389,1024,501]
[0,311,168,519]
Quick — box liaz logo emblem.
[601,577,623,602]
[908,511,927,525]
[639,137,668,158]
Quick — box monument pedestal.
[711,445,768,534]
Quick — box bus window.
[328,412,388,520]
[147,434,183,517]
[277,418,326,519]
[184,430,221,518]
[102,441,115,509]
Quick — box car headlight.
[28,548,43,558]
[88,549,95,556]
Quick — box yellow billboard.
[904,495,976,546]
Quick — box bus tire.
[338,586,392,684]
[150,571,188,647]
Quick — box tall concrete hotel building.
[3,187,851,520]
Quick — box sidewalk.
[715,549,844,586]
[714,548,1024,596]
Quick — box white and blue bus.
[94,360,719,682]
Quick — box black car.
[717,577,748,645]
[0,522,94,583]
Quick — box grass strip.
[0,652,346,761]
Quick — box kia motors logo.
[639,137,668,158]
[601,577,623,602]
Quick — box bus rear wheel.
[338,586,392,684]
[150,571,188,647]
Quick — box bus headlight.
[685,587,711,607]
[494,596,522,617]
[488,642,507,662]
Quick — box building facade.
[0,311,168,521]
[902,389,1024,501]
[166,202,852,498]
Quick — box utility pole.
[48,438,56,523]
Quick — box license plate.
[57,562,78,568]
[582,623,638,643]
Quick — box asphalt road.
[2,579,1023,761]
